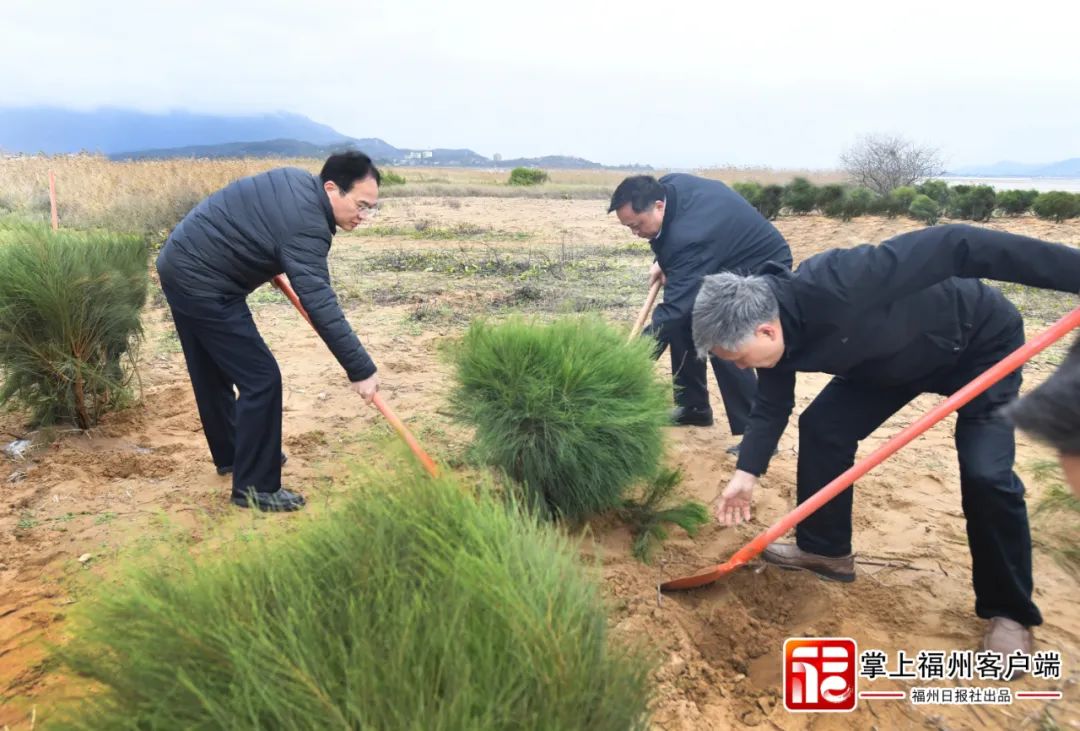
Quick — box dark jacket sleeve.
[816,224,1080,311]
[280,226,377,382]
[649,240,705,347]
[735,368,796,476]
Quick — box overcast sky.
[2,0,1078,168]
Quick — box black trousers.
[666,314,756,435]
[162,284,283,495]
[795,319,1042,626]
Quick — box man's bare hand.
[712,470,758,526]
[648,260,667,287]
[350,374,379,404]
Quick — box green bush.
[1032,191,1080,222]
[887,186,919,215]
[380,170,407,186]
[451,316,669,521]
[996,189,1039,216]
[732,181,763,207]
[0,224,148,428]
[948,185,996,221]
[823,187,875,221]
[755,184,784,220]
[619,467,708,563]
[49,465,654,730]
[908,194,942,225]
[508,167,550,186]
[815,184,846,210]
[916,179,951,207]
[781,177,818,214]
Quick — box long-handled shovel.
[660,305,1080,592]
[271,274,440,478]
[629,280,663,342]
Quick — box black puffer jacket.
[648,173,792,347]
[736,224,1080,476]
[156,167,375,381]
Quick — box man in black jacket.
[691,223,1080,655]
[156,152,381,512]
[609,174,791,451]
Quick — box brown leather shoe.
[983,617,1033,660]
[761,542,856,583]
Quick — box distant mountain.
[0,106,349,155]
[949,157,1080,177]
[497,155,650,171]
[1035,158,1080,177]
[0,105,647,170]
[109,139,637,170]
[113,138,403,162]
[111,138,493,165]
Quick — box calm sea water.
[940,176,1080,193]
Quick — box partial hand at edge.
[648,260,667,287]
[712,469,758,527]
[350,373,379,405]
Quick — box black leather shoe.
[230,487,306,512]
[671,407,714,427]
[217,452,288,476]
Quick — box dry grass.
[0,155,846,237]
[0,155,319,235]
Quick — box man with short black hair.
[608,174,791,451]
[691,223,1080,655]
[1008,335,1080,498]
[156,151,382,512]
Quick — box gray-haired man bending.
[691,223,1080,657]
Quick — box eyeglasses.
[348,197,380,217]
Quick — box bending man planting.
[608,174,791,452]
[156,152,381,512]
[691,223,1080,656]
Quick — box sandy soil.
[2,206,1078,729]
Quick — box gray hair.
[692,272,779,358]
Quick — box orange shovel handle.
[271,274,440,478]
[629,280,662,342]
[371,392,440,477]
[272,275,313,327]
[661,304,1080,591]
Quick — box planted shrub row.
[732,178,1080,224]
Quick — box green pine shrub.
[948,185,996,221]
[781,177,818,214]
[755,184,784,220]
[996,189,1039,216]
[0,223,148,428]
[619,467,709,563]
[823,187,875,221]
[508,167,550,186]
[380,170,407,186]
[451,316,670,522]
[1032,191,1080,222]
[908,194,942,225]
[886,186,919,217]
[48,465,654,730]
[916,179,951,207]
[815,184,846,210]
[732,181,763,208]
